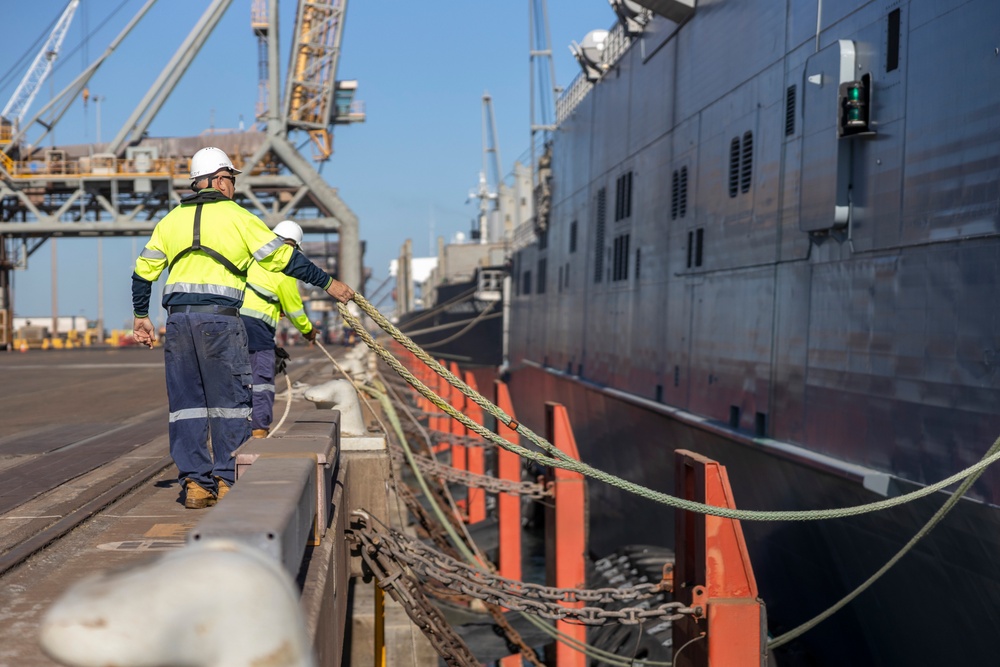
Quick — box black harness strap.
[168,203,246,277]
[247,282,280,304]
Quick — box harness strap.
[168,203,246,277]
[247,282,280,304]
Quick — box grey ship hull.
[507,0,1000,664]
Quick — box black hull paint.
[397,278,502,368]
[507,363,1000,667]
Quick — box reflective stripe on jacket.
[132,190,292,315]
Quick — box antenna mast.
[470,92,502,244]
[529,0,558,231]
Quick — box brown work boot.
[183,480,217,509]
[216,478,231,501]
[252,429,268,438]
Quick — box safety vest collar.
[180,189,229,205]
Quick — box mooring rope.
[337,294,1000,523]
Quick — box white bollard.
[336,355,366,380]
[39,539,316,667]
[303,378,367,435]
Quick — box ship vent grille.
[740,131,753,193]
[595,187,606,283]
[728,138,740,197]
[887,8,901,72]
[672,167,688,219]
[785,85,796,135]
[615,171,633,221]
[613,233,630,281]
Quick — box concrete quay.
[0,347,435,667]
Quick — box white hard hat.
[272,220,303,246]
[189,146,242,181]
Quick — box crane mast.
[529,0,558,232]
[282,0,364,161]
[469,92,502,244]
[2,0,80,125]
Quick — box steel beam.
[107,0,234,156]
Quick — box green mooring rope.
[339,298,1000,655]
[338,295,1000,523]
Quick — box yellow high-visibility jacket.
[241,262,312,335]
[131,190,332,317]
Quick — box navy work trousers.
[164,312,252,491]
[250,347,276,431]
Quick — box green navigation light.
[838,78,872,137]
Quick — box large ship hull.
[507,363,1000,665]
[502,1,1000,663]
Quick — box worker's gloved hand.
[303,328,317,343]
[274,346,291,376]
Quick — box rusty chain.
[350,514,480,665]
[394,481,468,553]
[392,482,547,666]
[427,430,493,448]
[349,512,696,627]
[405,448,550,499]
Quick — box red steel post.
[448,361,468,473]
[545,402,587,667]
[430,359,448,454]
[463,370,487,524]
[494,380,523,582]
[493,381,525,666]
[673,450,766,667]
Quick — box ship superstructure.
[505,0,1000,664]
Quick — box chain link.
[349,513,696,627]
[392,482,547,666]
[429,431,493,448]
[350,515,480,665]
[406,449,550,499]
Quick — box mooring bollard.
[39,538,316,667]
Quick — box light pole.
[92,94,104,338]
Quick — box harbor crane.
[1,0,79,126]
[0,0,365,350]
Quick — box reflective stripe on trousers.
[165,312,252,489]
[250,348,276,431]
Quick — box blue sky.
[4,0,614,331]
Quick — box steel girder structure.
[0,0,362,348]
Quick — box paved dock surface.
[0,345,436,667]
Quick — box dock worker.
[130,146,354,510]
[240,219,315,439]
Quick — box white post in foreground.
[39,539,316,667]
